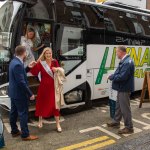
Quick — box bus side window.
[137,15,150,37]
[104,9,130,33]
[125,13,145,36]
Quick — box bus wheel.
[62,84,92,114]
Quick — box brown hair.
[117,45,127,52]
[15,45,26,56]
[25,27,36,41]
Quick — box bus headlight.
[65,90,83,104]
[0,86,8,96]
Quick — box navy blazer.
[8,57,33,100]
[109,55,135,92]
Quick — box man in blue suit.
[107,45,135,134]
[8,45,38,141]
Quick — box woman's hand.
[28,61,37,68]
[52,67,57,73]
[40,44,45,48]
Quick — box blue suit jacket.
[8,57,33,100]
[109,55,135,92]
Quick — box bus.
[0,0,150,112]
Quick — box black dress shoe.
[118,127,134,134]
[107,122,120,128]
[12,131,21,137]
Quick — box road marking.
[80,126,100,133]
[101,110,107,113]
[57,136,110,150]
[132,118,150,129]
[141,113,150,120]
[4,123,21,133]
[102,124,107,127]
[100,106,109,110]
[130,101,139,106]
[80,139,115,150]
[4,116,65,132]
[135,98,140,102]
[4,123,11,133]
[80,126,121,139]
[120,122,142,137]
[102,122,142,137]
[132,118,150,126]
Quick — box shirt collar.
[16,56,23,64]
[121,54,128,61]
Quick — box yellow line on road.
[57,136,109,150]
[80,139,116,150]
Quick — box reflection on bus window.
[0,1,22,62]
[104,9,130,33]
[56,1,104,28]
[60,27,83,56]
[25,0,53,20]
[133,22,145,35]
[138,15,150,36]
[126,13,145,35]
[61,60,81,74]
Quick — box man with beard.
[8,45,38,141]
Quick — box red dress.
[30,60,60,117]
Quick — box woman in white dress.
[21,28,44,67]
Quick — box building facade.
[147,0,150,9]
[80,0,150,9]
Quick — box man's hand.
[107,75,110,80]
[30,95,35,101]
[28,61,37,68]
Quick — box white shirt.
[16,56,23,64]
[121,54,128,61]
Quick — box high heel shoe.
[57,127,62,133]
[38,123,43,128]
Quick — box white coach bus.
[0,0,150,112]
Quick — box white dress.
[21,36,35,67]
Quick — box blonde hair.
[37,47,53,62]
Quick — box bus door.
[56,25,87,105]
[20,20,52,98]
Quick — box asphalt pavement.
[1,98,150,150]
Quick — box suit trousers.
[9,98,29,138]
[113,92,133,129]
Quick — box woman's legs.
[55,116,62,132]
[38,116,43,128]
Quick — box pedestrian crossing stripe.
[57,136,115,150]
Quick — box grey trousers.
[113,92,133,129]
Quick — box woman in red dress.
[30,47,62,132]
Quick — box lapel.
[120,55,129,64]
[119,55,129,68]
